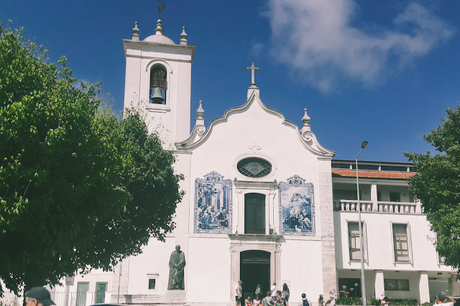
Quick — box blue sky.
[2,0,460,162]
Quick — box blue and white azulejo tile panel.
[279,175,315,235]
[194,171,233,234]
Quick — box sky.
[2,0,460,162]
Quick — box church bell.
[150,87,165,104]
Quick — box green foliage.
[401,300,418,306]
[335,298,419,306]
[390,300,418,306]
[405,106,460,272]
[368,299,382,306]
[0,22,182,295]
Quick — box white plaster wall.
[280,239,324,303]
[335,211,452,271]
[51,269,114,305]
[174,151,192,235]
[126,237,177,294]
[186,237,231,303]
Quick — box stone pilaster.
[449,274,460,296]
[319,168,337,296]
[374,270,385,299]
[418,271,430,304]
[111,258,130,303]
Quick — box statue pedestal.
[165,290,186,303]
[115,291,186,304]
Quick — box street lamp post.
[356,141,368,306]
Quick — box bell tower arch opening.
[240,250,270,302]
[149,64,167,104]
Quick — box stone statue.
[168,245,186,290]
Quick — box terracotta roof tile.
[331,169,417,179]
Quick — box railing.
[334,200,422,214]
[0,291,112,306]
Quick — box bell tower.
[123,19,195,147]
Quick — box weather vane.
[158,0,165,18]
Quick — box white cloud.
[266,0,454,92]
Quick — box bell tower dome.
[123,19,195,147]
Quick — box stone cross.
[246,62,259,86]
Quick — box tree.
[0,22,183,295]
[405,106,460,273]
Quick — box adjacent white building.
[45,19,459,306]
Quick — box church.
[42,18,459,306]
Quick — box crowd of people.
[236,279,458,306]
[236,281,333,306]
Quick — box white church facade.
[40,19,459,306]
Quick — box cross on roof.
[246,62,259,86]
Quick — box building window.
[348,222,365,261]
[333,190,357,201]
[409,191,414,203]
[146,273,159,291]
[438,254,446,265]
[393,223,410,262]
[95,283,107,304]
[237,157,272,178]
[76,282,89,306]
[384,279,410,291]
[245,193,265,234]
[338,278,361,298]
[389,192,400,202]
[150,65,167,104]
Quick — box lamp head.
[361,141,368,149]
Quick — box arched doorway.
[240,250,270,301]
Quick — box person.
[168,245,186,290]
[329,296,336,306]
[302,293,310,306]
[253,294,261,306]
[262,291,273,306]
[318,294,324,306]
[255,284,262,299]
[434,293,457,306]
[381,297,389,306]
[235,280,243,306]
[246,296,253,306]
[274,291,283,305]
[25,287,55,306]
[282,283,290,305]
[270,283,278,302]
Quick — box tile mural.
[194,171,232,233]
[279,175,315,235]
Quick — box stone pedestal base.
[116,291,186,305]
[165,290,187,304]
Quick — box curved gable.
[176,89,334,158]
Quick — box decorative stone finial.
[302,108,311,126]
[196,100,204,119]
[180,26,188,45]
[155,19,165,35]
[195,100,206,135]
[132,22,140,41]
[301,108,312,134]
